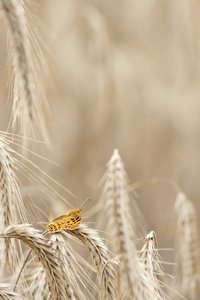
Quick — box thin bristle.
[81,197,91,209]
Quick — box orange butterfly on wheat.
[47,198,91,232]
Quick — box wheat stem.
[13,249,32,292]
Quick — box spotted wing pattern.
[48,208,82,232]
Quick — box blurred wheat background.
[0,0,200,299]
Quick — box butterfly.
[47,198,91,232]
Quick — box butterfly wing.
[48,209,82,232]
[61,210,82,230]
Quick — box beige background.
[0,0,199,270]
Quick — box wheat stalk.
[61,224,117,300]
[1,0,48,144]
[174,192,200,299]
[0,224,73,300]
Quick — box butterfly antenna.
[81,198,91,209]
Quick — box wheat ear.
[101,149,138,297]
[137,231,166,300]
[50,233,87,300]
[174,192,200,299]
[1,0,48,143]
[24,263,50,300]
[0,224,73,300]
[61,224,117,300]
[0,135,27,271]
[0,284,27,300]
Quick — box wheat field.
[0,0,199,299]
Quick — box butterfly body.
[48,208,82,232]
[47,198,91,233]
